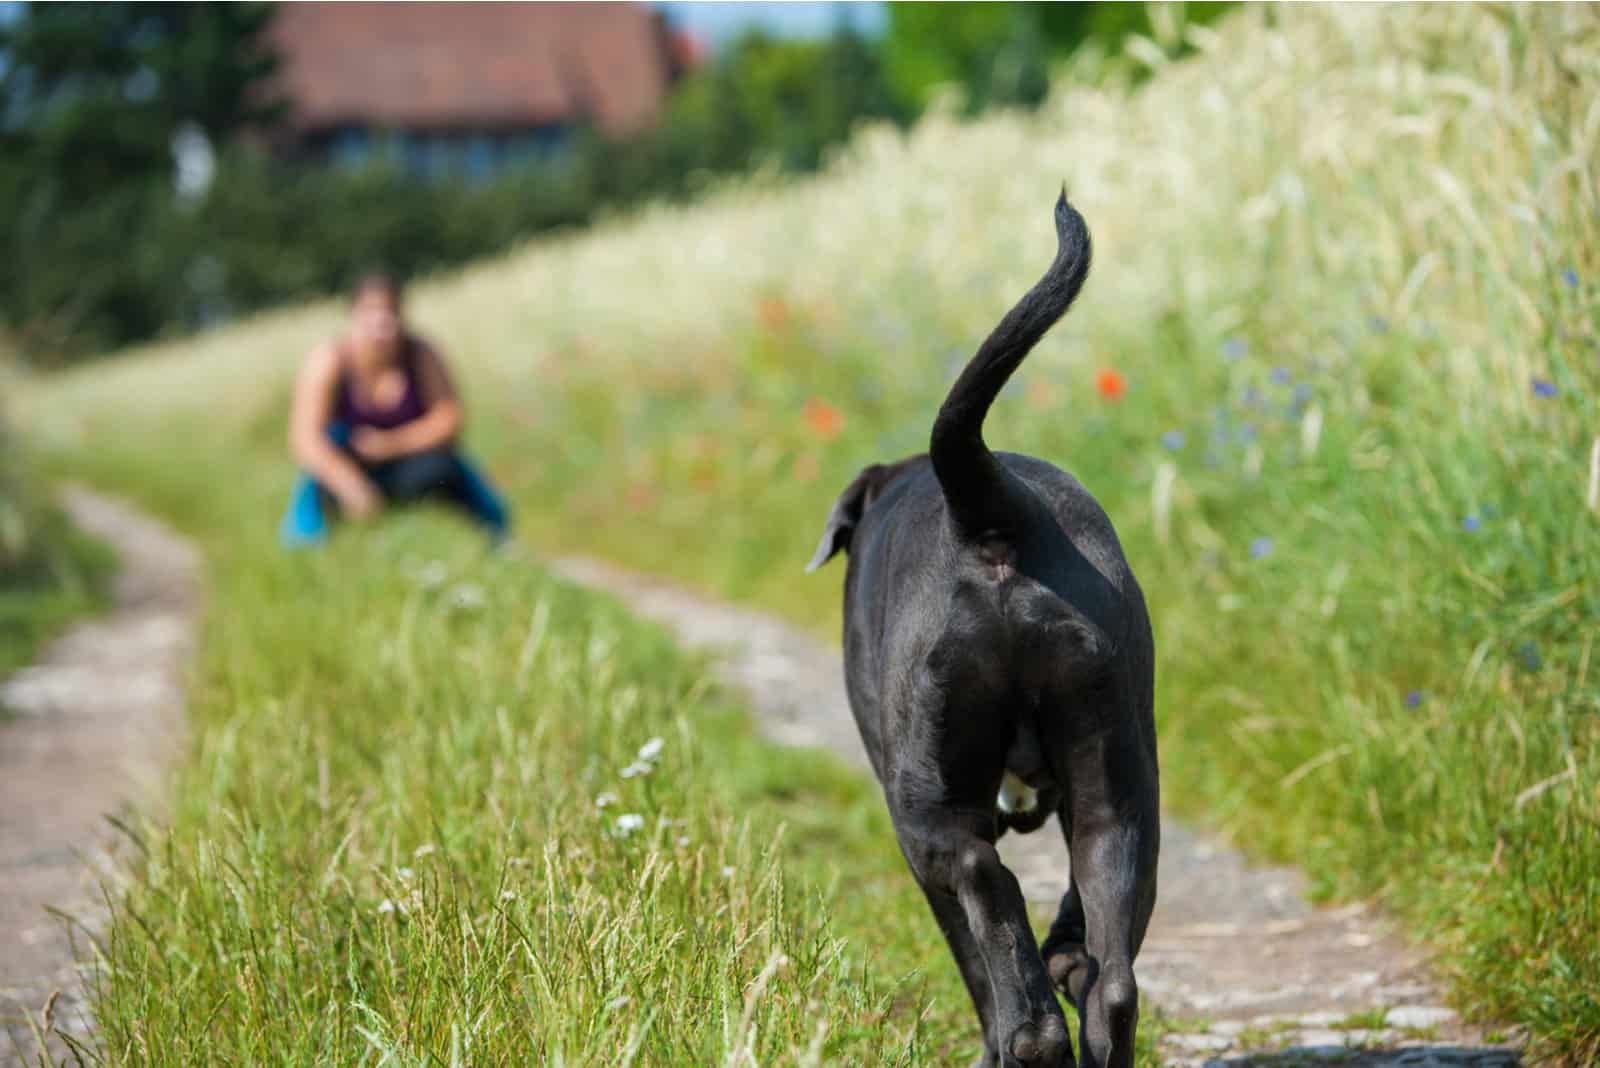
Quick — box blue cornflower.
[1461,515,1482,533]
[1243,386,1263,408]
[1516,640,1542,671]
[1405,690,1424,709]
[1249,536,1274,560]
[1222,337,1248,361]
[1161,430,1185,451]
[1561,267,1578,289]
[1532,379,1558,398]
[1270,367,1291,386]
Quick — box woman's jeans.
[280,422,509,547]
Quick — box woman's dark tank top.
[334,335,427,430]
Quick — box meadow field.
[19,3,1600,1062]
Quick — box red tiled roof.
[270,2,676,138]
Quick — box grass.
[23,469,988,1065]
[17,2,1600,1062]
[0,402,114,682]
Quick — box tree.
[881,2,1234,114]
[0,3,282,360]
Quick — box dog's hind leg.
[1045,723,1158,1068]
[917,881,1001,1068]
[892,799,1072,1068]
[1040,854,1090,1004]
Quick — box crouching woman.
[280,272,509,546]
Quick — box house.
[268,2,697,180]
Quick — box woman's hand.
[336,478,384,520]
[350,426,402,463]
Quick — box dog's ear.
[806,463,894,573]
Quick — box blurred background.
[0,0,1226,365]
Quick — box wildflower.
[1161,430,1185,451]
[1561,267,1578,288]
[637,736,665,762]
[1221,338,1247,361]
[758,296,789,331]
[607,996,632,1011]
[1405,691,1424,709]
[677,836,690,847]
[1095,369,1126,400]
[397,867,415,881]
[1531,379,1558,398]
[1516,641,1542,671]
[416,560,448,590]
[500,890,516,903]
[721,866,736,879]
[615,813,645,835]
[594,791,618,809]
[1249,536,1274,560]
[802,398,844,439]
[448,583,485,610]
[377,898,397,915]
[620,761,653,779]
[1242,386,1263,408]
[413,843,436,859]
[1461,515,1481,533]
[1270,367,1291,386]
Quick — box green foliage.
[0,403,114,679]
[881,1,1233,112]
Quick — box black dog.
[807,194,1158,1068]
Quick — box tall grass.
[23,2,1600,1060]
[30,447,1007,1065]
[0,383,113,679]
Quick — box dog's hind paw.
[1046,945,1091,1006]
[1009,1015,1071,1067]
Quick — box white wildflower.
[677,836,690,848]
[397,867,415,881]
[500,890,516,903]
[413,843,436,859]
[615,813,645,835]
[722,866,736,879]
[594,791,618,809]
[637,736,665,762]
[448,583,485,610]
[607,995,631,1011]
[377,898,397,915]
[620,761,653,779]
[417,560,448,589]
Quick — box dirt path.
[551,556,1521,1067]
[0,488,197,1066]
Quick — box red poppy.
[1096,369,1126,400]
[758,296,790,332]
[802,398,844,440]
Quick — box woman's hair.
[351,269,403,305]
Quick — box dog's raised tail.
[930,191,1091,538]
